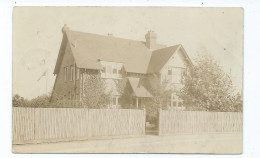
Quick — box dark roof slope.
[128,77,153,98]
[66,30,152,74]
[54,27,192,75]
[147,45,181,73]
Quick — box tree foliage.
[81,72,111,108]
[12,94,30,107]
[146,78,173,123]
[178,53,243,112]
[12,94,50,108]
[115,78,135,109]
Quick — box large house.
[51,25,193,110]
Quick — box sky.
[13,7,243,99]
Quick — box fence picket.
[159,110,242,135]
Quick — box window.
[113,66,117,74]
[168,69,172,75]
[70,65,74,81]
[64,67,68,82]
[101,65,106,73]
[118,67,122,74]
[100,61,123,78]
[106,64,112,74]
[68,91,71,100]
[111,96,121,106]
[112,97,117,105]
[167,67,185,83]
[76,68,80,80]
[118,97,122,105]
[169,94,184,110]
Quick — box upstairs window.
[100,61,123,78]
[113,65,122,75]
[64,67,68,82]
[107,64,113,74]
[168,69,172,75]
[70,65,74,81]
[113,67,117,74]
[76,68,80,80]
[167,67,185,84]
[101,65,106,73]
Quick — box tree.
[30,94,50,108]
[146,78,173,124]
[12,94,30,107]
[178,52,243,112]
[13,94,52,108]
[115,78,136,109]
[81,72,111,108]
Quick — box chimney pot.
[145,30,157,50]
[62,24,69,34]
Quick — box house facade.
[51,25,193,110]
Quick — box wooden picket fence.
[158,110,243,135]
[12,107,145,144]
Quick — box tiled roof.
[128,77,153,98]
[54,27,192,75]
[66,30,152,74]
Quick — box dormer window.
[102,65,106,73]
[100,61,123,79]
[113,65,122,75]
[113,67,117,74]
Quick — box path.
[13,133,242,154]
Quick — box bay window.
[167,94,184,110]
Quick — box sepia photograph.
[12,7,243,154]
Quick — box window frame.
[100,61,123,79]
[64,67,68,82]
[167,67,186,84]
[70,65,74,81]
[168,94,184,110]
[76,68,80,80]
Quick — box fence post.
[158,108,161,136]
[144,108,146,136]
[34,107,36,143]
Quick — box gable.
[147,45,180,73]
[147,44,193,73]
[53,34,68,74]
[51,41,76,100]
[163,48,187,69]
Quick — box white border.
[1,0,260,157]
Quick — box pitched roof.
[54,26,192,75]
[147,45,181,73]
[128,77,153,98]
[65,29,152,74]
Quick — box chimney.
[62,24,69,34]
[145,30,157,50]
